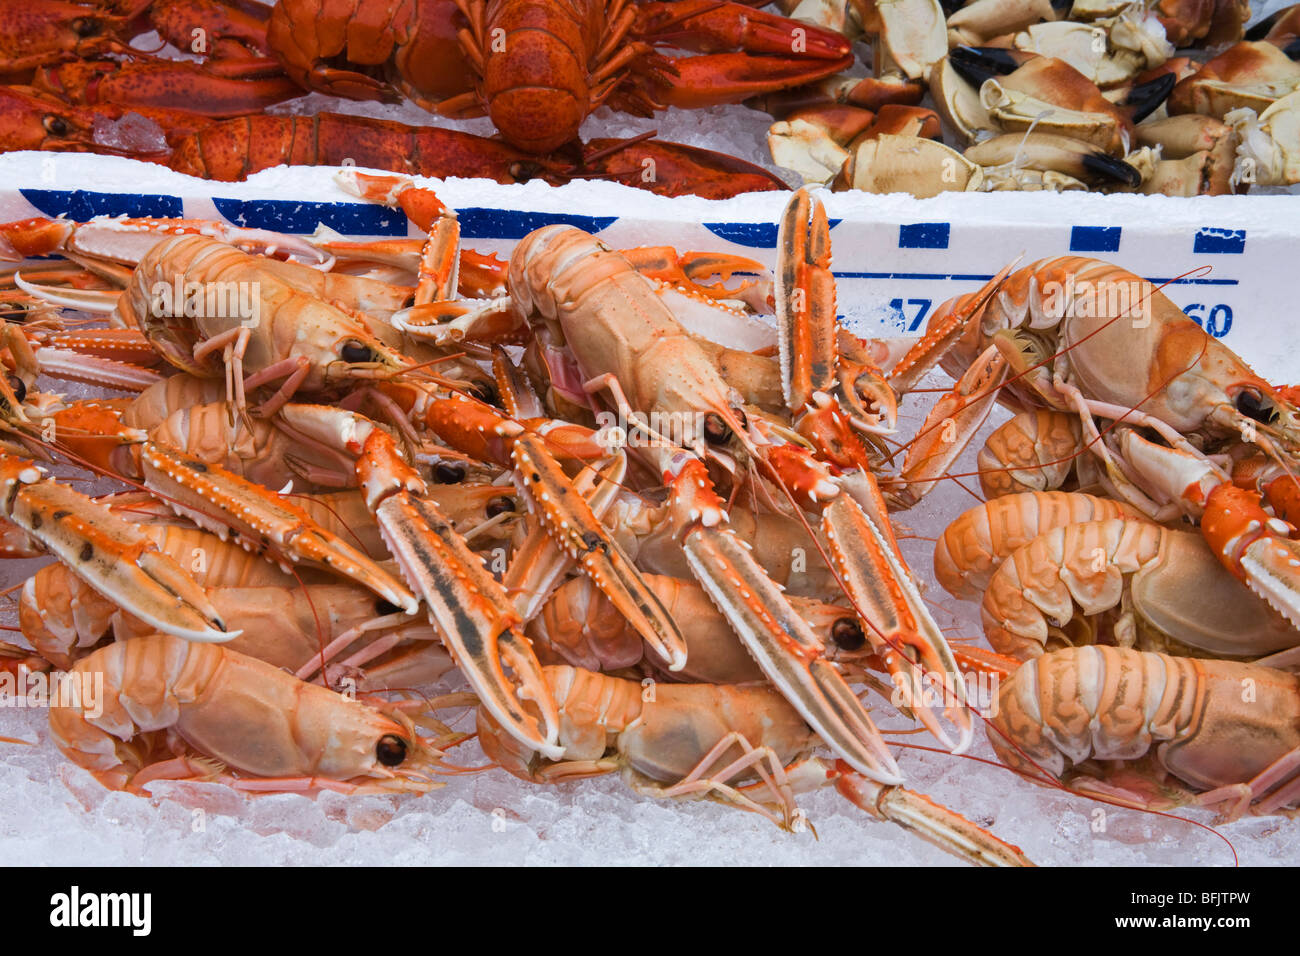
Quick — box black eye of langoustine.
[71,17,101,37]
[486,495,515,517]
[43,115,69,137]
[6,376,26,404]
[433,462,466,484]
[376,735,407,767]
[831,618,865,651]
[1236,390,1277,425]
[340,341,373,363]
[465,381,498,406]
[703,413,732,445]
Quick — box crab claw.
[948,46,1033,87]
[964,133,1143,187]
[512,433,688,672]
[683,523,903,784]
[1202,483,1300,628]
[0,456,233,643]
[138,442,418,614]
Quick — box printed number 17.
[890,297,931,332]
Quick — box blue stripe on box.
[459,209,617,240]
[213,198,406,235]
[898,222,949,249]
[1193,227,1246,254]
[703,218,843,250]
[1070,226,1121,253]
[20,189,183,220]
[704,222,777,248]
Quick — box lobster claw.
[1202,483,1300,628]
[822,491,974,754]
[683,522,903,784]
[892,344,1009,508]
[0,456,233,643]
[137,442,419,614]
[511,433,689,671]
[372,491,564,761]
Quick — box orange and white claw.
[683,521,904,785]
[1202,482,1300,627]
[137,441,419,615]
[893,344,1008,508]
[513,433,689,672]
[822,493,975,755]
[663,454,729,532]
[391,297,521,346]
[0,456,234,643]
[765,443,842,508]
[621,246,774,314]
[887,258,1020,396]
[334,170,447,233]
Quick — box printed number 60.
[1182,303,1232,338]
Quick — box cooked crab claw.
[964,133,1143,187]
[0,456,234,642]
[683,522,903,784]
[1125,72,1179,123]
[1202,483,1300,628]
[137,441,419,614]
[511,432,689,671]
[948,46,1032,87]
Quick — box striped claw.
[832,761,1035,866]
[892,344,1008,508]
[272,407,564,759]
[1202,483,1300,627]
[513,433,689,671]
[823,492,973,754]
[373,489,563,761]
[137,442,418,614]
[0,456,233,643]
[683,522,903,784]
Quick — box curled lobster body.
[165,113,787,196]
[990,645,1300,819]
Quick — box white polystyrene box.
[1,150,1295,387]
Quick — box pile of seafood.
[3,0,1298,196]
[1,176,1299,866]
[769,0,1300,195]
